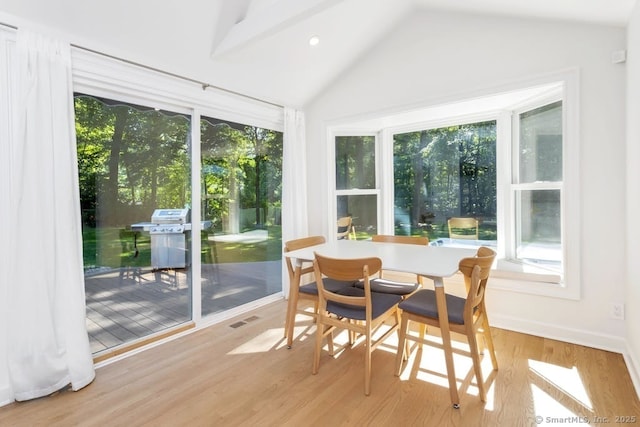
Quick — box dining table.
[283,238,478,388]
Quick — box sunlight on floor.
[529,359,593,421]
[396,333,497,407]
[228,328,285,354]
[531,383,582,422]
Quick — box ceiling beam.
[211,0,345,58]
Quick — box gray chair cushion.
[299,278,354,295]
[398,289,467,325]
[355,277,419,296]
[326,287,402,321]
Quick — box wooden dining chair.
[358,234,430,296]
[312,252,403,396]
[394,246,497,408]
[283,236,355,348]
[448,217,479,240]
[336,216,355,240]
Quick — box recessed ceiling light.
[309,35,320,46]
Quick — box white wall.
[305,10,628,351]
[626,2,640,394]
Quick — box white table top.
[285,239,477,280]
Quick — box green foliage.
[75,94,284,269]
[393,121,497,236]
[200,118,283,227]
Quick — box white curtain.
[281,107,309,296]
[3,29,95,402]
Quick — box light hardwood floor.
[2,300,639,426]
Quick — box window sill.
[494,258,562,284]
[431,239,577,299]
[489,258,579,300]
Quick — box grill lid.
[151,208,190,224]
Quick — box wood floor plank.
[2,300,639,427]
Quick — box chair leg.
[348,321,356,345]
[285,290,300,348]
[284,297,292,338]
[467,329,487,402]
[482,316,498,370]
[312,321,325,375]
[395,315,410,376]
[418,323,427,341]
[392,309,409,359]
[327,328,335,356]
[441,333,460,408]
[435,288,460,408]
[364,327,372,396]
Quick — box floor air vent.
[229,316,260,329]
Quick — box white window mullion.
[190,108,202,325]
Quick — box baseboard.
[490,313,627,354]
[0,386,12,408]
[623,343,640,400]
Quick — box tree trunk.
[411,131,428,228]
[102,107,127,226]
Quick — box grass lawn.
[82,226,283,270]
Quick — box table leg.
[434,277,460,408]
[285,262,302,349]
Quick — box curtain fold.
[281,107,309,296]
[4,29,95,402]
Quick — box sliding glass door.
[75,94,192,355]
[200,116,283,316]
[75,95,285,355]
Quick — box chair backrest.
[448,217,479,240]
[337,216,353,240]
[458,247,496,320]
[284,235,326,283]
[313,252,382,308]
[372,234,429,245]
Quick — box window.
[510,101,563,270]
[329,74,579,298]
[334,135,379,239]
[392,121,497,241]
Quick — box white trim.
[624,345,640,401]
[329,132,380,236]
[335,189,379,196]
[490,312,627,354]
[190,109,203,324]
[380,128,395,233]
[495,110,512,262]
[72,48,284,132]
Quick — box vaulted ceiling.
[0,0,636,107]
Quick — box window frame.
[327,70,581,300]
[383,112,500,241]
[500,92,565,266]
[329,131,382,239]
[493,79,581,301]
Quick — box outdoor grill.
[149,208,190,270]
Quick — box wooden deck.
[85,261,282,354]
